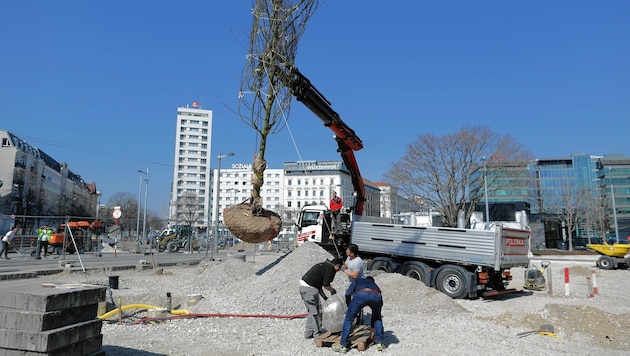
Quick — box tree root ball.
[223,204,282,244]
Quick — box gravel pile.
[12,243,630,355]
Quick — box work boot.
[332,344,349,353]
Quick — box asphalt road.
[0,246,285,280]
[1,243,599,281]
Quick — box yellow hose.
[98,303,190,320]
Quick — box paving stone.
[0,303,98,332]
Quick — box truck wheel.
[403,265,427,284]
[369,260,393,273]
[166,241,179,253]
[597,256,615,270]
[436,267,468,299]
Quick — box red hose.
[133,313,308,325]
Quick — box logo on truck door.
[505,238,525,247]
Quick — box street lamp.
[136,173,144,240]
[137,168,149,249]
[209,152,234,260]
[481,156,490,224]
[608,168,619,243]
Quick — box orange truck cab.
[49,220,102,254]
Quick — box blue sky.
[1,1,628,217]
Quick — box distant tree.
[581,190,607,244]
[547,182,591,251]
[106,192,140,236]
[384,125,533,228]
[179,192,201,229]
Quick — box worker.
[2,226,19,260]
[343,243,365,325]
[36,225,51,259]
[333,276,385,353]
[343,244,364,282]
[35,225,46,259]
[41,226,52,258]
[299,257,343,339]
[330,191,343,234]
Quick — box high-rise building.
[169,106,212,228]
[471,153,630,248]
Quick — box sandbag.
[322,294,347,333]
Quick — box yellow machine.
[587,243,630,270]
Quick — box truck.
[285,66,531,299]
[49,220,105,254]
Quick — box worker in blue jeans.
[332,276,385,353]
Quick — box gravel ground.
[17,243,630,355]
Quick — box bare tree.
[106,192,139,233]
[225,0,318,243]
[384,125,533,228]
[547,182,592,251]
[179,192,201,229]
[580,188,607,244]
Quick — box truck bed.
[351,216,530,271]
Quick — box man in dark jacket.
[299,258,343,339]
[333,276,385,353]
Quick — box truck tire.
[436,266,468,299]
[166,241,179,253]
[369,260,394,273]
[401,263,428,284]
[597,256,615,270]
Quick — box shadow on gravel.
[255,252,291,275]
[101,345,166,355]
[383,330,400,347]
[482,290,535,301]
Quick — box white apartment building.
[283,160,381,220]
[0,130,99,229]
[214,160,380,230]
[212,164,285,227]
[169,105,212,227]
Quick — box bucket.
[108,275,119,289]
[148,308,168,318]
[187,294,203,309]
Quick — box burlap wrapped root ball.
[223,203,282,243]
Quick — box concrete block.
[0,318,102,352]
[0,304,98,332]
[57,260,78,268]
[0,280,106,312]
[0,333,103,356]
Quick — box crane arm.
[284,66,366,215]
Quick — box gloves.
[331,288,337,295]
